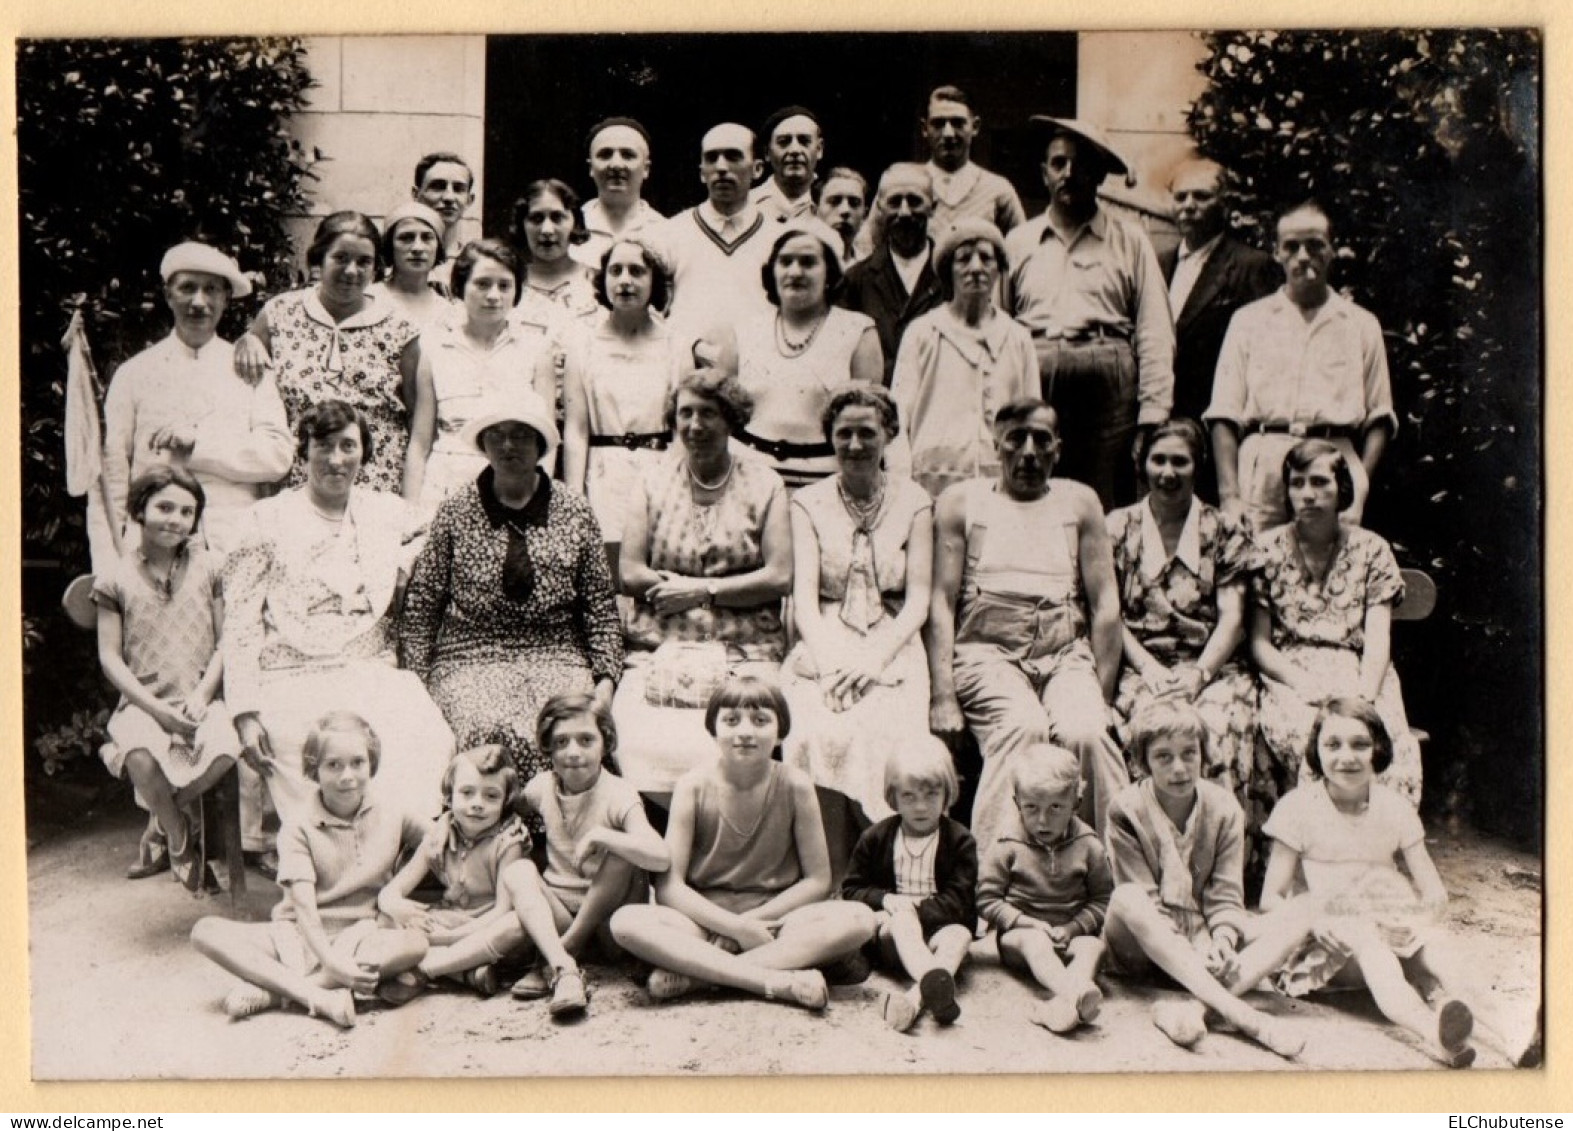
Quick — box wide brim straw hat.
[458,390,561,469]
[158,241,253,298]
[1027,115,1130,177]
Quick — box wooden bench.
[1394,567,1437,748]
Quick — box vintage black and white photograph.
[15,28,1543,1082]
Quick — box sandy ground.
[28,799,1541,1081]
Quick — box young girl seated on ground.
[1103,701,1313,1059]
[977,743,1110,1035]
[843,736,978,1033]
[95,466,240,892]
[190,711,429,1028]
[504,694,670,1003]
[1261,697,1515,1067]
[376,743,588,1017]
[610,675,877,1010]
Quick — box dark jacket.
[843,814,978,937]
[838,243,944,387]
[1158,234,1279,423]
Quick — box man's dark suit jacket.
[837,242,944,387]
[1159,234,1279,423]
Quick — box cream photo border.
[0,0,1563,1113]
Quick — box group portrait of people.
[81,80,1531,1069]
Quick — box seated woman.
[722,217,882,490]
[409,240,557,516]
[1105,419,1259,805]
[560,238,681,564]
[367,201,453,333]
[781,384,933,827]
[887,217,1038,499]
[610,676,876,1009]
[1250,440,1422,807]
[400,390,623,787]
[224,400,455,863]
[612,367,792,795]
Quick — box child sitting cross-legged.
[1103,701,1316,1059]
[503,694,670,1004]
[376,743,593,1018]
[977,742,1111,1035]
[190,711,430,1028]
[843,736,979,1033]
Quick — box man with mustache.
[925,398,1128,859]
[573,117,665,269]
[1005,116,1175,511]
[751,105,824,223]
[1205,200,1395,530]
[654,121,776,354]
[838,163,945,386]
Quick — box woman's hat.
[933,217,1008,267]
[380,200,446,240]
[159,241,253,298]
[458,390,561,468]
[774,215,847,270]
[1027,115,1130,178]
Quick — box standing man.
[926,399,1128,857]
[574,117,665,269]
[921,85,1025,236]
[838,163,944,386]
[412,152,476,293]
[1159,159,1278,425]
[102,241,291,554]
[655,121,776,353]
[1005,116,1174,509]
[1205,200,1396,529]
[751,105,824,223]
[812,166,869,267]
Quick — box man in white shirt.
[412,152,476,293]
[655,121,776,352]
[573,117,665,269]
[751,105,824,223]
[921,85,1025,236]
[101,242,291,554]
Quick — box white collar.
[699,199,760,233]
[1177,232,1223,261]
[1139,496,1203,581]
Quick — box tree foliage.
[17,38,319,769]
[1188,30,1541,838]
[18,37,318,564]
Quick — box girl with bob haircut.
[611,675,876,1010]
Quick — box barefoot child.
[95,467,240,891]
[843,736,977,1032]
[377,743,592,1015]
[610,675,877,1010]
[977,743,1111,1034]
[1102,701,1310,1059]
[1261,697,1512,1067]
[505,694,670,1002]
[190,711,429,1028]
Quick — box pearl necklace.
[775,311,827,357]
[687,455,735,492]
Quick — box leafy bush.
[1188,30,1541,839]
[17,38,319,780]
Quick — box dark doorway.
[483,32,1078,234]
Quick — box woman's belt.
[1242,421,1359,441]
[589,431,669,451]
[736,429,834,461]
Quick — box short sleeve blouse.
[1253,525,1404,652]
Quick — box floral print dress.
[1252,525,1422,806]
[263,288,420,493]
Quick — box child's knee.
[190,916,224,955]
[608,903,648,947]
[1065,934,1104,964]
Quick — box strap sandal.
[765,970,828,1012]
[548,967,589,1018]
[376,970,428,1007]
[463,964,500,998]
[509,965,552,1000]
[126,831,170,880]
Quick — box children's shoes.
[882,991,919,1033]
[548,967,589,1019]
[509,964,551,1000]
[223,984,281,1020]
[1032,996,1084,1035]
[1152,999,1208,1048]
[918,969,960,1025]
